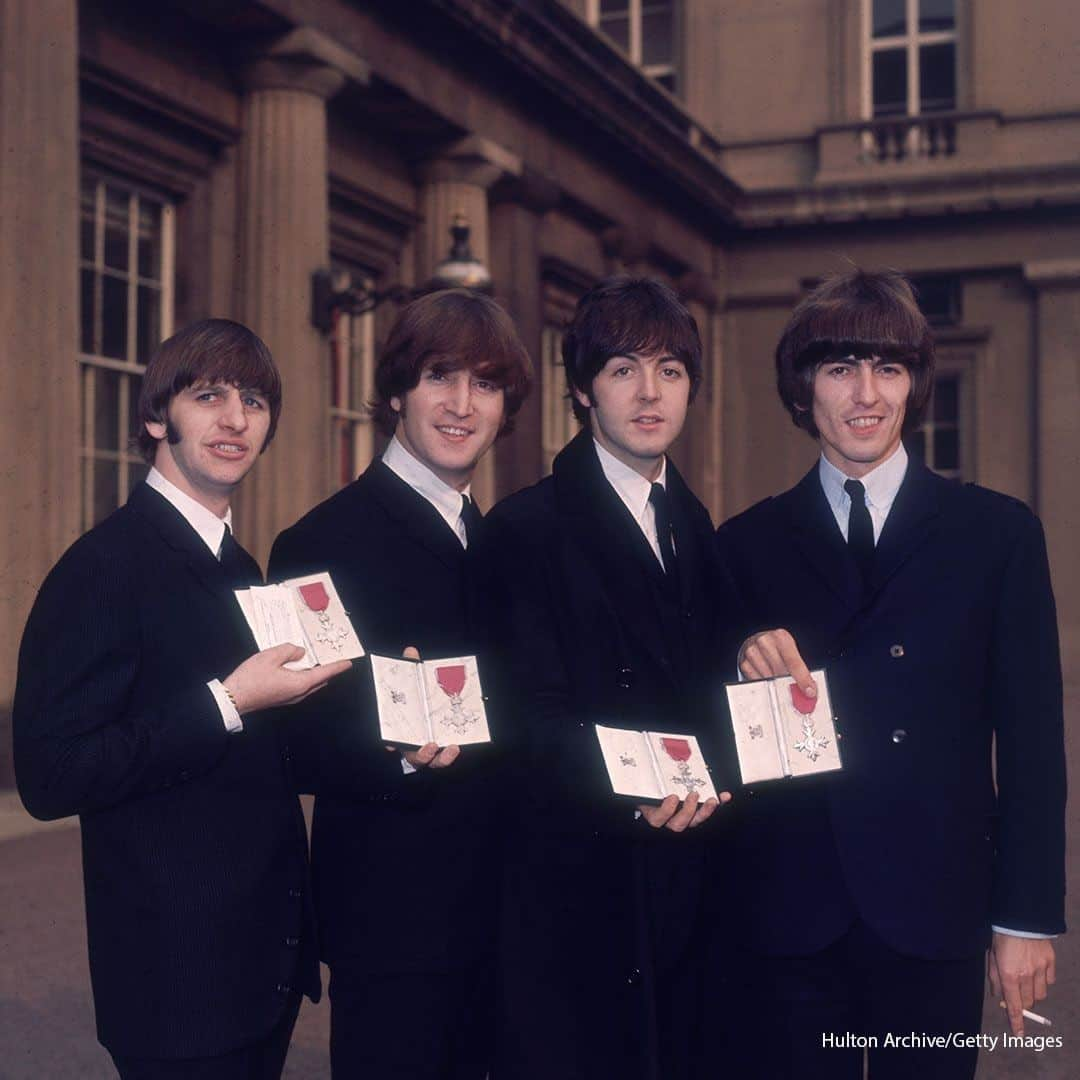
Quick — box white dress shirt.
[592,438,669,569]
[383,435,473,549]
[145,468,243,732]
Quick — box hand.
[385,646,460,770]
[223,644,351,715]
[737,628,817,697]
[636,790,730,832]
[989,932,1056,1035]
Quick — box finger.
[689,797,718,828]
[266,642,307,663]
[739,638,773,680]
[1033,967,1048,1003]
[1047,952,1057,986]
[641,795,679,829]
[413,742,438,766]
[402,645,420,660]
[1002,980,1025,1036]
[775,635,816,696]
[431,745,461,769]
[987,950,1000,999]
[718,790,733,804]
[302,660,352,691]
[666,792,699,833]
[1020,974,1035,1011]
[384,744,398,752]
[752,633,790,678]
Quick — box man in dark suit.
[268,289,532,1079]
[470,276,742,1080]
[715,269,1066,1079]
[14,319,350,1079]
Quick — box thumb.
[265,642,307,664]
[402,645,421,661]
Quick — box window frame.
[862,0,959,119]
[586,0,680,92]
[78,169,175,531]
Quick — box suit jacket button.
[288,888,302,899]
[891,729,907,744]
[617,668,634,689]
[275,983,291,994]
[285,937,299,947]
[889,644,905,658]
[627,968,642,986]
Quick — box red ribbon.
[298,582,330,612]
[435,664,466,697]
[660,737,691,762]
[789,684,817,716]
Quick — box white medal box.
[595,725,718,803]
[725,669,841,784]
[235,571,365,669]
[370,653,491,748]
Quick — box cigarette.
[998,1002,1052,1027]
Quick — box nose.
[638,367,660,401]
[447,374,474,416]
[852,362,879,406]
[220,388,249,430]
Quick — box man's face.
[145,382,271,512]
[811,356,911,477]
[575,349,691,480]
[391,361,506,491]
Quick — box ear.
[572,387,592,410]
[145,419,167,441]
[389,395,402,415]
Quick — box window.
[910,372,963,479]
[589,0,679,93]
[328,270,377,489]
[79,171,174,529]
[866,0,956,118]
[541,326,576,474]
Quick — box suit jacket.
[268,459,499,975]
[470,430,742,1080]
[715,461,1066,960]
[13,483,318,1060]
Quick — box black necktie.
[648,483,680,594]
[460,494,483,547]
[218,525,252,588]
[844,478,875,584]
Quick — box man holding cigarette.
[715,268,1065,1079]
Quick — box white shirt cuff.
[208,679,243,733]
[400,754,417,775]
[991,926,1057,939]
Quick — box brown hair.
[372,289,532,436]
[775,267,935,437]
[136,318,282,462]
[561,276,703,424]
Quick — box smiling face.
[810,356,911,477]
[575,348,691,480]
[391,360,506,491]
[145,382,271,515]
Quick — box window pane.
[873,49,907,117]
[920,42,956,112]
[128,374,145,441]
[137,201,162,280]
[933,377,958,423]
[642,8,674,67]
[934,427,959,471]
[93,368,121,451]
[598,14,630,53]
[101,275,129,360]
[81,269,96,354]
[872,0,906,37]
[80,178,97,262]
[919,0,955,33]
[104,187,130,272]
[137,283,161,364]
[906,432,926,464]
[93,459,120,524]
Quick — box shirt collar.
[818,442,909,516]
[145,467,232,557]
[592,437,667,524]
[382,435,472,525]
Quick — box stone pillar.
[234,29,369,564]
[0,0,80,782]
[417,137,522,509]
[1024,259,1080,687]
[490,170,561,497]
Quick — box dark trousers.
[724,920,985,1080]
[328,965,492,1080]
[110,993,301,1080]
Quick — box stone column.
[417,137,522,509]
[490,170,561,497]
[234,29,369,564]
[0,0,80,782]
[1024,259,1080,687]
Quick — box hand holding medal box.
[725,669,842,784]
[234,572,365,669]
[595,725,718,803]
[371,653,491,748]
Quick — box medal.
[660,737,705,794]
[789,682,830,761]
[297,582,350,653]
[435,663,477,734]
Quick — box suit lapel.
[357,460,465,571]
[553,432,675,680]
[781,467,865,612]
[870,461,944,594]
